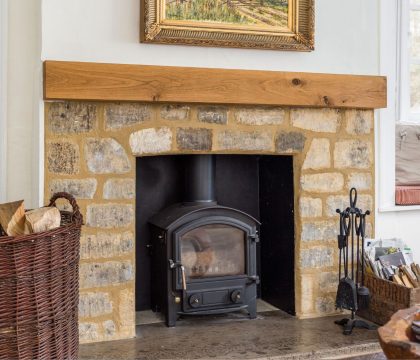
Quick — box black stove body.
[149,155,259,327]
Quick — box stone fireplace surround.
[44,101,375,343]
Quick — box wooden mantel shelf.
[43,61,387,109]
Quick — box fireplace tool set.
[334,188,377,335]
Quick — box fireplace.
[136,154,296,327]
[43,98,376,342]
[148,155,259,326]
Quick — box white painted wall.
[41,0,379,74]
[4,0,42,208]
[0,0,8,203]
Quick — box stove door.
[180,224,246,280]
[173,220,257,291]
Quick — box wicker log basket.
[357,272,420,326]
[0,193,82,360]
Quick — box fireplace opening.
[136,154,295,325]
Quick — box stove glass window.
[180,224,246,279]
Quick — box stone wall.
[44,102,375,342]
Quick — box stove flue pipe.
[183,155,216,204]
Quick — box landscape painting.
[141,0,315,51]
[165,0,289,28]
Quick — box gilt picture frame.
[140,0,314,51]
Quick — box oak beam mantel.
[43,61,387,109]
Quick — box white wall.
[0,0,8,203]
[4,0,42,208]
[41,0,379,74]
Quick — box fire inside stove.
[148,155,259,327]
[180,224,245,279]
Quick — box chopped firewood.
[392,273,404,286]
[0,200,27,236]
[411,263,420,281]
[401,265,419,288]
[401,272,414,288]
[25,207,61,234]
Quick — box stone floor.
[79,310,385,360]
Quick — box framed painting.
[140,0,314,51]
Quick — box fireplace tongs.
[169,259,187,290]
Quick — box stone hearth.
[79,311,382,360]
[44,102,374,343]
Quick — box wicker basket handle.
[48,192,83,223]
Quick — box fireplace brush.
[355,210,370,309]
[334,188,377,335]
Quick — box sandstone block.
[129,127,172,155]
[103,179,135,199]
[291,108,340,133]
[105,103,151,130]
[80,261,134,289]
[345,109,373,135]
[217,130,272,151]
[276,132,306,153]
[47,141,80,175]
[79,292,113,318]
[235,107,285,125]
[347,173,373,191]
[176,128,212,151]
[299,197,322,218]
[103,320,116,338]
[300,173,344,193]
[303,138,331,170]
[320,272,338,292]
[49,178,97,199]
[300,247,334,269]
[198,106,228,124]
[79,323,99,342]
[326,194,373,216]
[300,274,315,313]
[85,138,131,174]
[86,204,134,228]
[315,296,335,314]
[48,102,96,134]
[80,231,134,259]
[301,221,337,242]
[160,105,190,121]
[119,288,135,336]
[365,222,373,238]
[334,140,373,169]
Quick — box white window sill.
[379,205,420,212]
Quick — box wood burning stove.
[149,155,260,327]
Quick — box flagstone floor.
[79,310,384,360]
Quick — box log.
[0,200,27,236]
[411,263,420,281]
[401,273,414,289]
[378,306,420,359]
[25,207,61,234]
[392,274,404,286]
[402,265,420,288]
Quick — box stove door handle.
[248,275,260,284]
[180,265,187,290]
[169,259,182,269]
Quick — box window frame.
[398,0,420,123]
